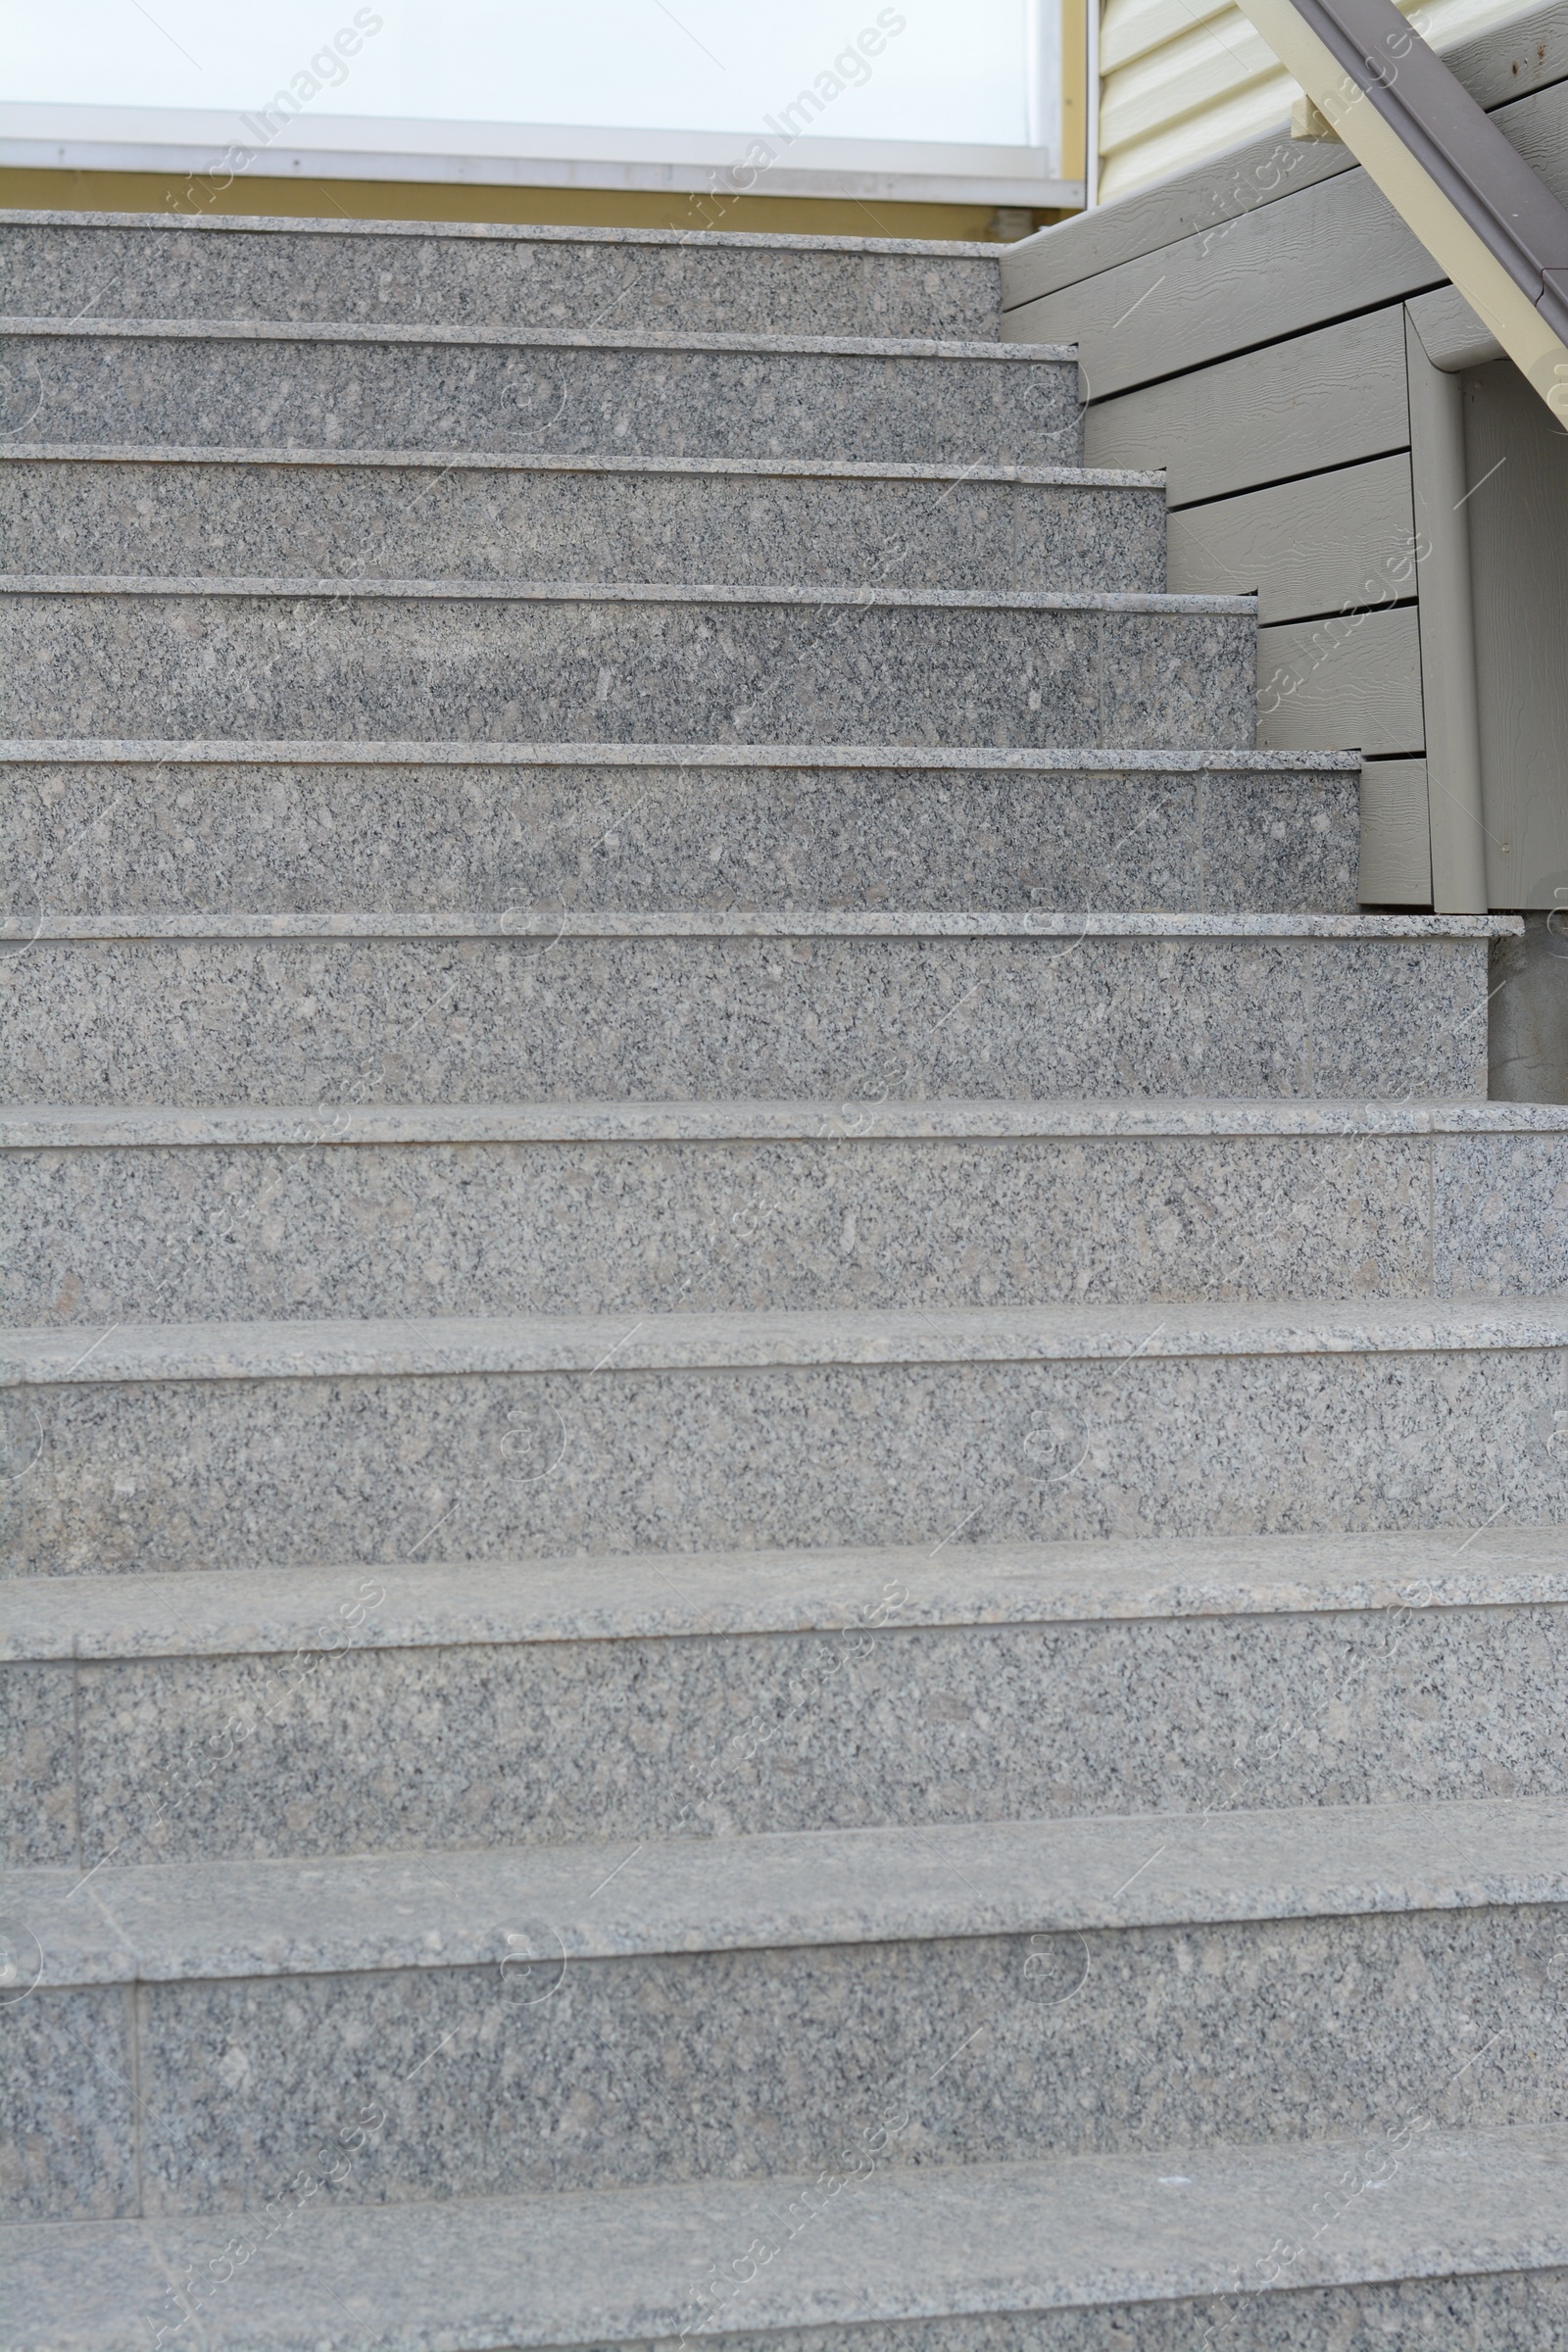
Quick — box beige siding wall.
[1097,0,1536,199]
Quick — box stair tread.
[3,907,1515,940]
[0,441,1160,486]
[3,574,1244,611]
[7,1095,1558,1146]
[6,1295,1564,1385]
[5,2124,1566,2350]
[0,315,1078,361]
[5,1527,1563,1662]
[5,199,1558,2289]
[10,1794,1568,1984]
[2,207,1007,255]
[0,737,1361,766]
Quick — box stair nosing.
[0,441,1160,487]
[0,207,1010,257]
[5,1528,1563,1663]
[5,1096,1558,1147]
[3,2126,1564,2347]
[0,908,1517,940]
[3,1297,1564,1389]
[0,574,1250,612]
[0,737,1362,769]
[9,1795,1567,1984]
[0,314,1077,361]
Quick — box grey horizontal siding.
[1166,455,1417,625]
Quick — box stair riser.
[0,592,1252,748]
[0,936,1489,1107]
[0,460,1163,594]
[6,1129,1558,1327]
[2,757,1355,917]
[2,334,1081,466]
[9,1601,1562,1869]
[0,222,1004,339]
[5,1345,1560,1575]
[7,1905,1559,2219]
[575,2274,1568,2351]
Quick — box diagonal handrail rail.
[1234,0,1568,416]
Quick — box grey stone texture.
[1492,914,1568,1104]
[0,213,1006,337]
[4,1309,1562,1574]
[4,187,1565,2337]
[4,1595,1556,1869]
[5,1795,1567,2213]
[0,923,1494,1107]
[16,1907,1564,2216]
[685,2271,1568,2352]
[12,1294,1559,1383]
[0,1981,137,2221]
[3,2128,1565,2348]
[0,584,1255,748]
[2,748,1360,916]
[1,324,1083,465]
[6,1110,1565,1328]
[0,1655,76,1862]
[0,452,1166,593]
[10,1525,1563,1653]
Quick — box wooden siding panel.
[1005,167,1437,397]
[1358,760,1437,904]
[1463,358,1568,907]
[1086,310,1410,505]
[1257,607,1425,754]
[1166,455,1417,622]
[999,1,1568,307]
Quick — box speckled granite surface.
[5,193,1564,2328]
[5,1095,1545,1144]
[2,2129,1565,2345]
[663,2270,1568,2352]
[2,747,1359,915]
[0,928,1492,1105]
[9,1526,1564,1653]
[9,1529,1567,1861]
[10,1295,1563,1381]
[0,212,1006,336]
[0,451,1166,593]
[4,1114,1562,1326]
[0,583,1255,747]
[3,1843,1568,2211]
[3,1309,1561,1573]
[4,1587,1560,1867]
[0,324,1082,463]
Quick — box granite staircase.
[2,211,1566,2350]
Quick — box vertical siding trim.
[1404,308,1490,911]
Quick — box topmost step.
[0,212,1004,341]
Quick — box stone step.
[2,1298,1561,1574]
[0,449,1165,593]
[5,1799,1565,2217]
[5,2126,1565,2350]
[5,1100,1563,1329]
[5,1528,1562,1870]
[3,742,1360,917]
[0,320,1080,464]
[0,579,1252,747]
[0,212,1006,338]
[0,913,1507,1108]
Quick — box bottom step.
[6,2126,1565,2350]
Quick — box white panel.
[0,101,1082,205]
